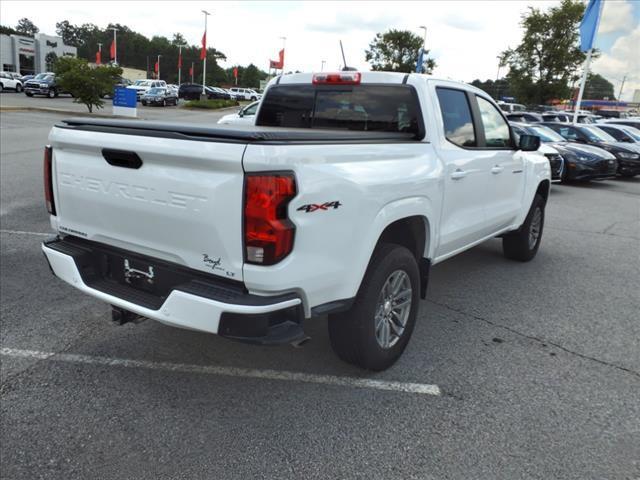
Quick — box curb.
[0,106,138,119]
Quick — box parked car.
[541,112,571,123]
[127,79,167,101]
[596,109,629,119]
[178,83,206,100]
[506,112,543,123]
[599,119,640,129]
[217,101,260,125]
[229,87,261,101]
[24,72,66,98]
[0,71,23,93]
[511,122,617,182]
[42,71,551,371]
[205,86,232,100]
[498,101,526,113]
[20,74,34,83]
[543,122,640,177]
[595,124,640,144]
[141,87,178,106]
[101,77,132,98]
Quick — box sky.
[1,0,638,100]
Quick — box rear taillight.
[244,173,296,265]
[312,72,361,85]
[43,145,56,215]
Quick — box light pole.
[279,36,286,73]
[321,60,326,72]
[109,27,118,65]
[157,54,161,80]
[191,62,194,83]
[202,10,211,96]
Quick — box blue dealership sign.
[112,87,137,117]
[113,87,137,108]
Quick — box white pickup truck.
[42,71,550,370]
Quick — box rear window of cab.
[256,84,424,138]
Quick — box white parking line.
[0,229,51,237]
[0,347,441,396]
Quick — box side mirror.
[238,109,244,118]
[518,134,540,152]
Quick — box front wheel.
[328,243,420,371]
[48,89,56,98]
[16,84,22,93]
[502,193,545,262]
[25,91,33,97]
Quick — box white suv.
[229,87,261,101]
[0,72,23,93]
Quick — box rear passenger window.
[436,88,476,147]
[476,96,512,148]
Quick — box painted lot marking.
[0,230,51,237]
[1,348,441,396]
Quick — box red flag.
[189,65,194,76]
[178,52,182,68]
[95,50,101,65]
[269,49,285,69]
[109,40,116,60]
[200,32,207,60]
[154,61,158,73]
[233,67,238,79]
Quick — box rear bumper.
[42,237,304,344]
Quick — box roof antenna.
[340,40,357,71]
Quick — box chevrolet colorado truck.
[42,72,550,370]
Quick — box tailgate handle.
[102,149,142,169]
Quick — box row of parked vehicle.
[124,79,262,106]
[509,119,640,182]
[1,71,262,108]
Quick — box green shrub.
[183,99,239,109]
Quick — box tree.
[240,64,267,88]
[54,57,122,113]
[365,29,435,73]
[584,73,615,100]
[470,78,512,100]
[45,52,58,71]
[0,25,18,36]
[15,18,39,37]
[501,0,587,105]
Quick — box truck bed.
[58,118,419,144]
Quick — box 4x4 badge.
[297,201,342,213]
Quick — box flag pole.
[202,10,211,96]
[573,0,604,124]
[109,27,118,65]
[178,45,183,86]
[572,49,593,124]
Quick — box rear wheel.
[0,84,3,93]
[16,84,22,93]
[502,194,545,262]
[163,99,166,107]
[328,243,420,371]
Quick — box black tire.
[48,89,56,98]
[16,84,22,93]
[502,193,545,262]
[162,99,166,107]
[0,84,3,93]
[141,101,146,106]
[328,243,420,371]
[25,91,33,97]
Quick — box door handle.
[491,165,504,174]
[451,169,467,180]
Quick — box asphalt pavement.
[1,107,639,480]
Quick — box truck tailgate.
[49,124,246,281]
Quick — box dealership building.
[0,33,76,75]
